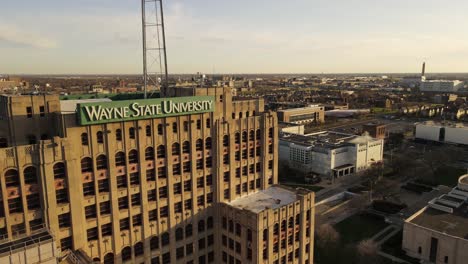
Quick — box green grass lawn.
[283,183,324,192]
[381,231,420,264]
[335,213,389,244]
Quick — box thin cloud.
[0,23,58,49]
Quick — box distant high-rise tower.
[421,62,426,81]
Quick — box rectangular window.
[56,189,69,204]
[174,182,182,194]
[130,172,140,185]
[184,199,192,210]
[98,179,109,193]
[39,106,45,117]
[26,107,33,118]
[58,213,71,228]
[83,182,95,196]
[131,193,141,206]
[27,194,41,210]
[132,214,142,226]
[148,189,157,202]
[174,202,182,213]
[85,205,97,219]
[196,120,202,130]
[100,201,111,215]
[87,227,98,241]
[160,206,169,217]
[224,172,230,182]
[149,209,158,221]
[184,121,189,131]
[101,223,112,236]
[173,164,181,175]
[197,177,204,188]
[146,169,156,181]
[158,167,167,179]
[197,195,205,206]
[120,217,130,231]
[172,122,178,133]
[118,197,128,210]
[117,175,127,189]
[183,161,191,173]
[159,186,168,198]
[184,180,192,192]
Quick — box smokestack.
[422,62,426,77]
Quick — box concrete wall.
[403,222,468,264]
[415,124,442,142]
[445,127,468,145]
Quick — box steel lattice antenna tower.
[141,0,169,99]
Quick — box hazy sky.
[1,0,467,74]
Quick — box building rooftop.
[280,130,379,149]
[227,186,300,213]
[59,98,112,113]
[278,105,323,113]
[409,206,468,239]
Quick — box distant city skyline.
[1,0,467,74]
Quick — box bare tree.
[316,224,340,248]
[357,239,379,264]
[361,162,384,201]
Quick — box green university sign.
[77,96,215,125]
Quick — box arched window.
[150,236,159,250]
[172,143,180,155]
[115,152,126,166]
[129,127,136,139]
[23,166,38,184]
[246,111,250,117]
[128,150,138,164]
[176,227,184,241]
[253,110,256,116]
[157,145,166,158]
[242,131,248,142]
[249,130,255,141]
[235,132,240,144]
[161,232,170,247]
[146,125,152,137]
[134,242,144,257]
[0,137,7,148]
[205,137,212,150]
[81,157,93,173]
[182,141,190,154]
[4,169,19,187]
[185,224,193,237]
[223,135,229,147]
[53,162,66,179]
[239,112,243,119]
[81,133,88,145]
[96,155,108,170]
[198,220,205,232]
[121,246,132,261]
[195,139,203,151]
[96,131,104,143]
[103,253,114,264]
[115,129,122,141]
[145,147,154,161]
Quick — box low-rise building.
[415,121,468,145]
[402,174,468,264]
[363,122,386,139]
[279,131,384,180]
[277,105,325,124]
[420,80,464,92]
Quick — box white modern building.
[420,80,464,92]
[415,122,468,145]
[279,131,384,180]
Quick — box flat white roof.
[59,98,112,114]
[227,186,298,213]
[278,105,322,113]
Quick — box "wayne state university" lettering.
[84,100,214,121]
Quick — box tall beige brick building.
[0,87,314,264]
